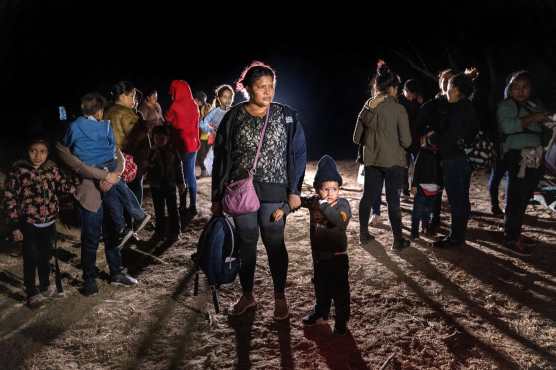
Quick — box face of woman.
[247,76,275,108]
[510,78,531,103]
[147,92,158,105]
[447,80,461,103]
[218,90,234,109]
[120,90,137,109]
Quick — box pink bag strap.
[249,105,271,175]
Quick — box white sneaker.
[370,214,382,226]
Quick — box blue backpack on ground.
[193,215,240,313]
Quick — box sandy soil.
[0,161,555,370]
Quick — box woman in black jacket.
[429,73,479,248]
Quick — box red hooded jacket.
[165,80,200,153]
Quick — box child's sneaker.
[27,293,45,308]
[134,214,151,233]
[369,214,382,226]
[116,227,134,249]
[80,282,98,297]
[110,272,138,287]
[392,238,410,251]
[302,311,328,326]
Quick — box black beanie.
[313,155,342,189]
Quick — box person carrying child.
[4,137,75,307]
[147,125,186,242]
[272,155,352,335]
[63,92,151,248]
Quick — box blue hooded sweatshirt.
[64,116,116,166]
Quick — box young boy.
[147,125,186,242]
[273,155,352,335]
[410,132,442,240]
[63,93,150,247]
[5,137,75,307]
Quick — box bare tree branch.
[392,50,436,81]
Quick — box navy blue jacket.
[211,102,307,203]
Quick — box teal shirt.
[497,99,543,153]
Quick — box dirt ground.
[0,161,555,370]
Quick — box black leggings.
[234,202,288,294]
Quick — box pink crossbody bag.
[222,107,270,216]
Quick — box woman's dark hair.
[236,61,276,94]
[110,81,135,101]
[80,92,106,115]
[144,88,158,99]
[403,79,422,95]
[373,60,401,93]
[193,91,208,104]
[504,70,531,99]
[449,73,474,99]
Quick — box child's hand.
[271,209,284,222]
[105,172,120,184]
[411,187,417,196]
[12,229,23,242]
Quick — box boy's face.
[318,181,339,203]
[28,143,48,168]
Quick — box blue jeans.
[181,152,197,209]
[411,188,435,236]
[234,202,288,294]
[100,160,144,232]
[488,158,508,209]
[442,158,472,243]
[359,165,404,239]
[79,204,123,284]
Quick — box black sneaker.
[333,323,348,336]
[116,228,134,249]
[302,311,328,326]
[503,240,532,256]
[433,237,464,249]
[392,238,410,251]
[80,283,98,297]
[188,207,198,217]
[491,206,504,217]
[111,272,138,287]
[27,293,46,308]
[134,214,152,233]
[359,231,375,245]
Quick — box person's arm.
[353,105,368,145]
[398,106,412,149]
[55,142,110,180]
[319,198,351,229]
[200,108,216,133]
[53,165,76,195]
[212,110,232,203]
[4,168,22,233]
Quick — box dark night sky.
[1,1,556,164]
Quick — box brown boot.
[230,294,257,316]
[274,296,290,321]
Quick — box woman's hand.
[211,202,223,216]
[99,180,115,192]
[12,229,23,242]
[288,194,301,210]
[271,208,284,222]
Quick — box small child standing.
[63,93,150,247]
[410,135,442,240]
[4,138,75,307]
[273,155,352,335]
[147,126,186,242]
